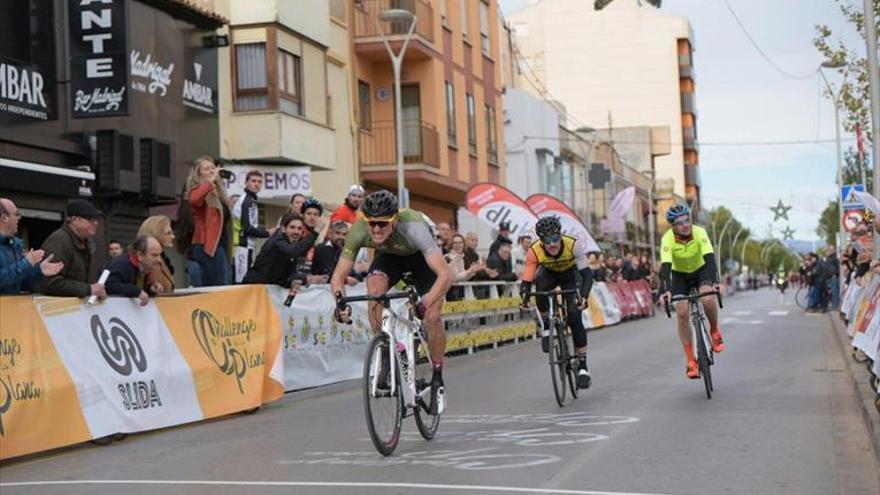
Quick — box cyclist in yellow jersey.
[659,203,725,379]
[520,216,594,389]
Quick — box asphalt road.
[1,288,878,495]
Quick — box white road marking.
[768,311,789,316]
[0,480,676,495]
[721,317,764,325]
[733,310,752,316]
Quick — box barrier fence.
[840,273,880,383]
[0,278,654,460]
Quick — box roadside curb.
[829,312,880,462]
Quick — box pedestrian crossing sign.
[841,184,865,210]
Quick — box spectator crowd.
[1,156,659,304]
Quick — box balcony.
[679,53,693,79]
[359,120,469,204]
[685,161,700,187]
[360,120,439,168]
[682,127,697,151]
[353,0,436,61]
[227,112,335,170]
[681,92,697,116]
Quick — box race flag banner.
[466,183,538,238]
[526,194,601,252]
[0,286,284,460]
[601,186,636,234]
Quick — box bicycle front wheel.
[564,327,578,400]
[549,320,567,407]
[363,334,403,456]
[694,322,713,399]
[413,337,440,440]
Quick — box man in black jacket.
[311,221,358,285]
[488,221,512,257]
[486,239,518,282]
[38,199,107,300]
[244,213,316,287]
[105,236,164,306]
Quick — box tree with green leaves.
[816,200,840,247]
[814,0,880,141]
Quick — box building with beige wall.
[215,0,358,222]
[352,0,505,225]
[507,0,702,212]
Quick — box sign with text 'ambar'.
[69,0,129,117]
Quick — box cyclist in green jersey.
[331,190,454,414]
[659,203,725,379]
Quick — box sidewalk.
[829,312,880,462]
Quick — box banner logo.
[0,338,43,436]
[191,309,263,394]
[91,315,147,376]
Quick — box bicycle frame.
[373,305,431,408]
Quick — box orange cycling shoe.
[686,360,699,379]
[710,331,725,353]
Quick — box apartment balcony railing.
[359,120,440,168]
[683,127,697,151]
[353,0,435,43]
[681,92,697,116]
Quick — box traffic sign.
[843,208,865,232]
[841,184,866,210]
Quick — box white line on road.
[768,311,789,316]
[0,480,676,495]
[733,310,752,316]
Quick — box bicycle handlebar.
[663,289,724,319]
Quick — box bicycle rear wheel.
[564,327,578,399]
[549,320,567,407]
[694,321,713,399]
[795,287,809,310]
[413,337,440,440]
[363,334,403,456]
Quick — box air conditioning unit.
[96,130,139,194]
[140,138,176,200]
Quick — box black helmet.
[300,197,323,215]
[535,215,562,240]
[362,189,399,218]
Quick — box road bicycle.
[337,280,440,456]
[665,289,723,399]
[522,289,582,407]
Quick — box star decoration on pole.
[781,226,795,240]
[770,200,792,221]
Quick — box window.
[445,82,456,143]
[466,93,476,155]
[459,0,468,40]
[278,49,302,116]
[329,0,346,21]
[234,43,268,111]
[440,0,448,26]
[479,1,490,55]
[485,104,497,164]
[358,80,371,130]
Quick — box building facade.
[352,0,505,225]
[215,0,358,223]
[507,0,702,211]
[1,0,224,267]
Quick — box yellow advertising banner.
[587,292,606,328]
[156,286,284,418]
[0,296,91,460]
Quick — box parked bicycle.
[665,289,723,399]
[336,279,440,456]
[522,289,582,407]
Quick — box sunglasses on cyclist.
[367,216,395,229]
[541,234,562,244]
[672,217,691,226]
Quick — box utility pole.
[865,0,880,257]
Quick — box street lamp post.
[729,225,745,269]
[376,9,417,208]
[819,61,846,253]
[639,169,657,272]
[740,238,750,272]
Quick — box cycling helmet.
[300,197,323,215]
[665,203,690,223]
[535,215,562,240]
[362,189,399,218]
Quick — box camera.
[217,168,234,180]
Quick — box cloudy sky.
[499,0,869,242]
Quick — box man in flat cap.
[37,199,107,299]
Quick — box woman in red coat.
[186,156,233,286]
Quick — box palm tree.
[595,0,662,10]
